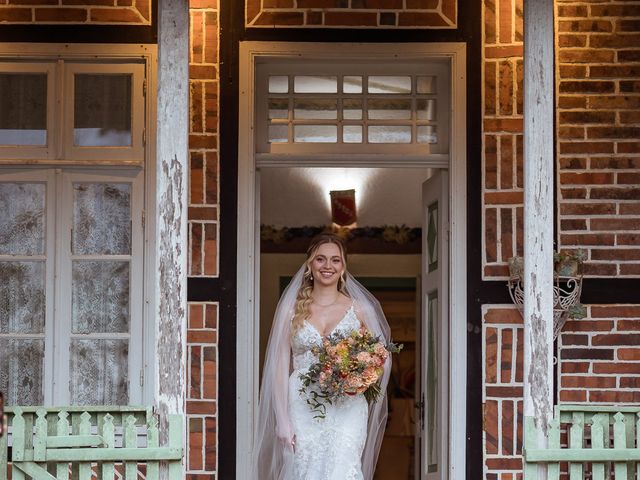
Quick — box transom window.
[256,61,450,158]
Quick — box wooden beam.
[155,0,188,474]
[523,0,555,476]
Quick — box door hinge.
[142,128,147,146]
[143,79,147,97]
[139,369,144,387]
[141,210,146,229]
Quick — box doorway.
[237,42,467,479]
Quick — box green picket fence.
[524,405,640,479]
[0,406,182,479]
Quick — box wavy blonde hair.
[291,233,349,335]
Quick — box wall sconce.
[330,189,357,226]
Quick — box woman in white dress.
[254,233,392,480]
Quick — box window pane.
[268,98,289,119]
[268,75,288,94]
[343,99,362,120]
[73,183,131,255]
[0,182,45,255]
[294,98,337,120]
[0,261,45,334]
[418,125,438,144]
[294,76,337,94]
[368,76,411,94]
[417,76,437,94]
[72,261,130,334]
[368,125,411,143]
[0,73,47,146]
[343,76,362,94]
[70,338,128,405]
[294,125,337,143]
[417,99,437,121]
[269,124,289,143]
[74,74,132,147]
[368,99,412,120]
[343,125,362,143]
[0,338,44,405]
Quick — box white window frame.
[238,42,467,479]
[0,43,157,407]
[0,49,148,166]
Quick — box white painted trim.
[238,41,467,480]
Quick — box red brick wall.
[245,0,457,28]
[482,0,525,279]
[556,1,640,277]
[0,0,150,23]
[560,305,640,403]
[483,304,640,478]
[187,0,219,478]
[483,0,640,279]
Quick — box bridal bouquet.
[299,328,402,418]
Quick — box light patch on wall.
[261,167,432,227]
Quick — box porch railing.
[1,406,183,479]
[524,404,640,479]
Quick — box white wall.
[260,167,432,227]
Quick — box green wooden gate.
[1,406,182,479]
[525,405,640,479]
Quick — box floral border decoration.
[261,225,422,245]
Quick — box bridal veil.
[253,264,392,480]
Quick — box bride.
[254,233,392,480]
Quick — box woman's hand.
[276,424,296,452]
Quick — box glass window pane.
[343,76,362,94]
[0,182,45,255]
[368,76,411,94]
[0,338,44,405]
[73,183,131,255]
[74,74,132,147]
[269,124,289,143]
[294,76,337,94]
[70,338,128,405]
[368,99,412,120]
[268,98,289,119]
[294,98,337,120]
[343,99,362,120]
[343,125,362,143]
[268,75,288,94]
[368,125,412,143]
[418,125,438,144]
[72,260,130,334]
[417,76,437,94]
[417,99,437,121]
[0,261,45,334]
[0,73,47,146]
[294,125,337,143]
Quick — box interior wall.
[260,167,433,227]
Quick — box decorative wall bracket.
[507,251,586,340]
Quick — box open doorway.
[258,166,433,478]
[236,41,467,479]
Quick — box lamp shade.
[330,189,357,226]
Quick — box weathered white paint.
[155,0,188,472]
[523,0,555,476]
[238,42,467,479]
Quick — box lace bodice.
[291,306,359,371]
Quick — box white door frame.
[237,41,467,479]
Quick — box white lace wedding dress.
[286,306,368,480]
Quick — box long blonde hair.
[292,233,349,335]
